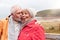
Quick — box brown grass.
[39,21,60,33]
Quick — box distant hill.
[36,9,60,18]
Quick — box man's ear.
[11,13,13,15]
[8,13,13,18]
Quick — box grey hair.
[26,8,36,18]
[10,5,22,14]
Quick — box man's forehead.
[15,9,22,13]
[11,5,22,13]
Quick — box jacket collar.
[26,19,37,27]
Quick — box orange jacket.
[0,18,8,40]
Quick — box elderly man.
[18,9,45,40]
[0,5,23,40]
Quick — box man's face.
[20,9,32,23]
[12,9,22,22]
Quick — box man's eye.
[17,12,20,14]
[20,12,23,13]
[25,13,27,14]
[25,13,28,14]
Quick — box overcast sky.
[0,0,60,18]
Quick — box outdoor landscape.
[36,9,60,33]
[36,9,60,40]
